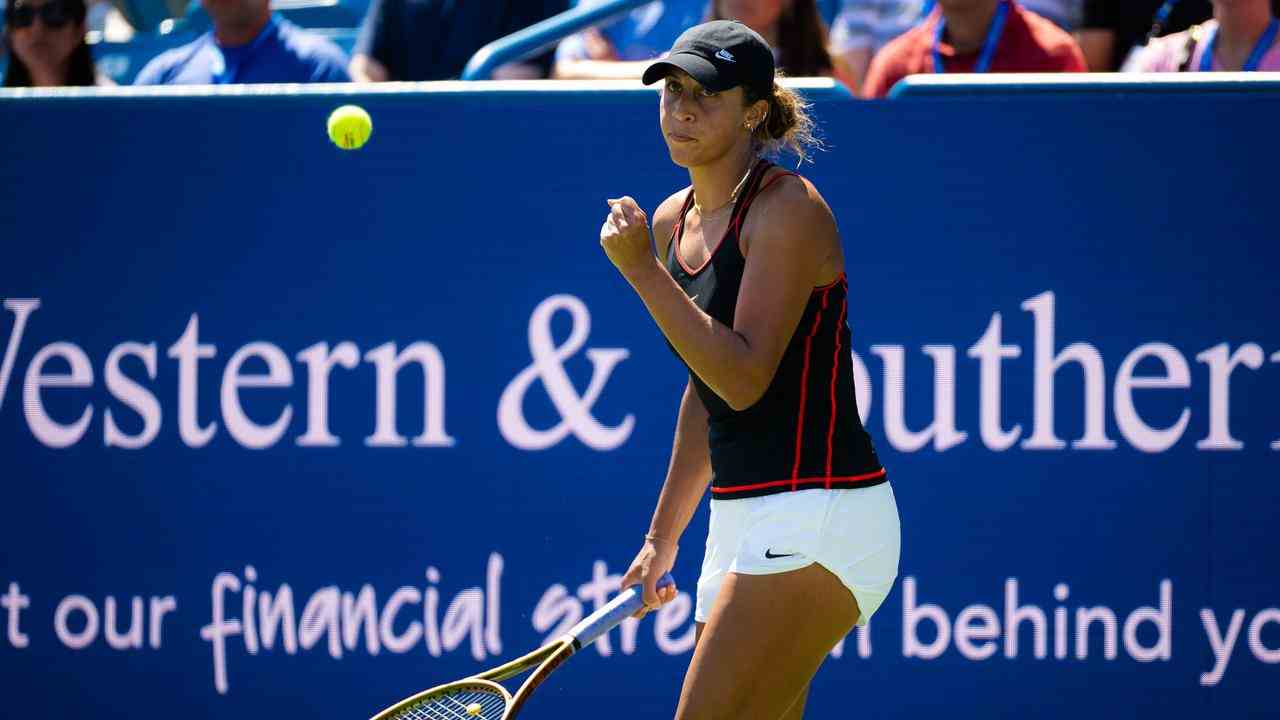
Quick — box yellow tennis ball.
[327,104,372,150]
[466,703,483,716]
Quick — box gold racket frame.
[369,638,578,720]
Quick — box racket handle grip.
[566,573,675,651]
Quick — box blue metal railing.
[461,0,653,81]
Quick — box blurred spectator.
[862,0,1086,98]
[1076,0,1211,71]
[351,0,566,82]
[4,0,111,85]
[829,0,929,93]
[710,0,834,76]
[555,0,832,79]
[1127,0,1279,71]
[553,0,704,79]
[86,0,131,41]
[1020,0,1080,30]
[132,0,349,84]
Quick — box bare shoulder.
[750,170,838,239]
[651,187,692,261]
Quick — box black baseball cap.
[642,20,775,97]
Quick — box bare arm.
[348,54,390,82]
[831,47,874,94]
[1075,29,1116,71]
[618,379,711,612]
[602,179,835,412]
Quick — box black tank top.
[664,159,887,500]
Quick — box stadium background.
[2,75,1280,712]
[3,1,1280,718]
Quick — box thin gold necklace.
[693,159,756,218]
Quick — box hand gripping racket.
[369,573,675,720]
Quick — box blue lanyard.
[933,1,1010,74]
[1200,18,1280,72]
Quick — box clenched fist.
[600,196,658,282]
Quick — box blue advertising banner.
[1,79,1277,718]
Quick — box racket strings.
[393,689,508,720]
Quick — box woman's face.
[717,0,787,34]
[660,69,763,169]
[6,0,85,83]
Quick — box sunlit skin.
[1210,0,1277,70]
[5,0,86,87]
[601,63,854,719]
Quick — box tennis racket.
[369,573,675,720]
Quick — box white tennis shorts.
[695,483,900,626]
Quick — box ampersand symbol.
[498,295,636,451]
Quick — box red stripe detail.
[711,468,887,495]
[825,288,848,486]
[813,272,846,291]
[790,286,831,489]
[676,161,766,277]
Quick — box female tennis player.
[600,20,901,720]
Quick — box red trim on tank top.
[711,468,887,495]
[790,284,832,489]
[670,160,767,277]
[825,291,848,485]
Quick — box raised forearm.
[628,261,769,411]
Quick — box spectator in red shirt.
[862,0,1086,98]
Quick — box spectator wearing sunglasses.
[3,0,109,86]
[133,0,349,85]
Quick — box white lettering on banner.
[0,299,41,413]
[103,596,144,650]
[1248,609,1280,664]
[1200,606,1280,685]
[966,313,1022,451]
[364,342,456,448]
[295,342,359,447]
[870,345,967,452]
[23,342,95,448]
[54,594,100,650]
[1113,343,1191,453]
[1195,343,1264,450]
[2,582,31,649]
[104,343,162,449]
[902,577,1171,664]
[167,314,218,448]
[499,295,635,451]
[1201,608,1245,686]
[222,342,295,450]
[1021,292,1116,450]
[200,555,504,695]
[3,294,1276,453]
[849,349,872,425]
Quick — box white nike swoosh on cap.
[715,49,735,62]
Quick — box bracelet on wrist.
[645,533,677,547]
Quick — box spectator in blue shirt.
[553,0,705,79]
[133,0,349,84]
[349,0,566,82]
